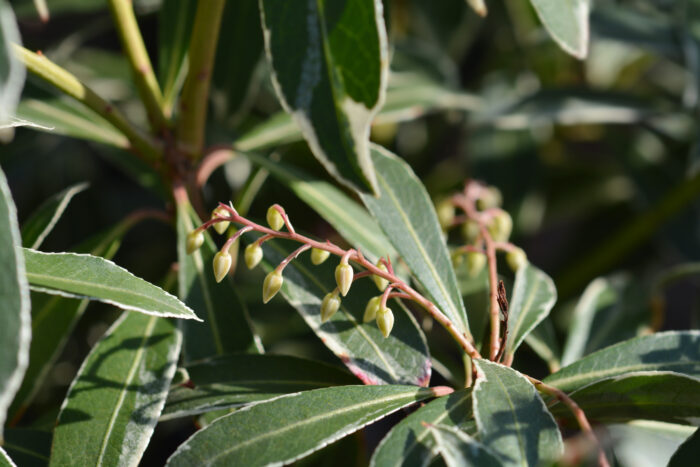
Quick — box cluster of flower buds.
[187,203,397,338]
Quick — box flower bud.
[506,247,528,272]
[466,251,486,277]
[461,219,480,244]
[245,243,263,270]
[335,262,353,296]
[213,251,232,283]
[451,251,465,267]
[477,186,502,210]
[372,261,389,291]
[436,199,455,229]
[487,211,513,242]
[363,296,382,323]
[311,248,330,265]
[262,271,283,303]
[266,205,285,231]
[186,230,204,254]
[376,306,395,338]
[211,207,230,235]
[320,292,341,322]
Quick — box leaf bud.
[376,306,395,338]
[266,205,285,231]
[372,261,389,291]
[466,251,487,277]
[363,296,382,323]
[262,271,283,304]
[461,219,480,243]
[244,243,263,269]
[335,262,354,297]
[211,207,230,235]
[311,247,331,265]
[213,251,232,283]
[506,247,528,272]
[436,199,455,229]
[487,211,513,242]
[477,186,503,210]
[320,292,341,322]
[186,230,204,254]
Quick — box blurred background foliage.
[2,0,700,464]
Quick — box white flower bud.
[245,243,263,270]
[211,207,230,235]
[372,261,389,291]
[262,271,283,303]
[335,262,353,296]
[266,205,285,231]
[186,230,204,254]
[320,292,341,322]
[506,247,528,272]
[363,296,382,323]
[311,248,330,265]
[213,251,232,283]
[376,306,395,338]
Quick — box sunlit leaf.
[0,448,16,467]
[529,0,590,59]
[427,424,501,467]
[0,0,25,124]
[607,421,696,467]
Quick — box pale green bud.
[262,271,283,303]
[461,219,480,243]
[320,292,341,322]
[477,186,502,210]
[266,205,285,231]
[436,199,455,229]
[335,262,354,296]
[451,251,465,267]
[186,230,204,254]
[211,207,230,235]
[466,251,486,278]
[213,251,232,283]
[363,296,382,323]
[372,262,389,291]
[245,243,263,270]
[311,248,331,265]
[376,306,395,338]
[506,247,528,272]
[487,211,513,242]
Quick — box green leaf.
[260,241,430,386]
[15,98,129,147]
[455,259,489,350]
[2,428,51,467]
[259,0,388,194]
[158,0,197,113]
[0,448,16,467]
[549,372,700,425]
[21,182,88,249]
[166,385,441,466]
[523,319,561,372]
[606,421,696,467]
[50,312,181,467]
[23,249,199,320]
[176,204,260,362]
[544,331,700,393]
[529,0,590,59]
[162,354,358,420]
[242,152,396,262]
[359,145,470,336]
[427,424,502,467]
[370,389,474,467]
[0,0,25,124]
[669,427,700,467]
[504,263,557,360]
[0,168,30,439]
[472,359,563,467]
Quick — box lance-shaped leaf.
[242,152,395,262]
[21,182,88,249]
[360,145,470,336]
[607,421,696,467]
[0,448,16,467]
[549,372,700,425]
[2,428,51,467]
[524,319,561,372]
[0,168,30,439]
[259,0,388,194]
[544,331,700,393]
[370,389,473,467]
[176,204,260,362]
[0,0,25,124]
[166,385,443,466]
[158,0,197,114]
[162,354,357,420]
[260,241,430,386]
[669,427,700,467]
[504,263,557,360]
[23,249,199,320]
[529,0,590,59]
[50,312,181,467]
[427,424,502,467]
[472,359,563,467]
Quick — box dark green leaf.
[176,203,260,362]
[166,385,441,466]
[0,448,15,467]
[524,318,561,372]
[21,182,88,249]
[0,168,30,438]
[2,428,51,467]
[669,427,700,467]
[158,0,197,114]
[427,424,502,467]
[504,263,557,359]
[260,241,430,386]
[455,258,489,350]
[0,0,25,124]
[50,312,181,466]
[23,248,199,320]
[370,389,474,467]
[544,331,700,393]
[360,145,470,336]
[259,0,388,193]
[162,354,357,420]
[529,0,589,58]
[473,359,563,467]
